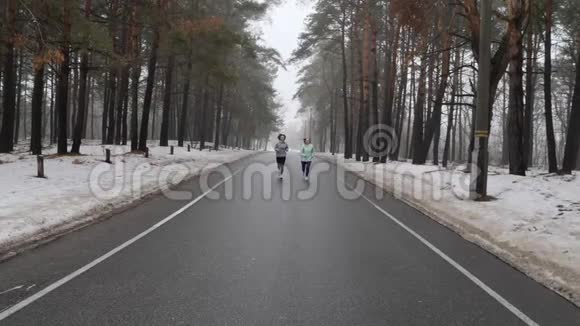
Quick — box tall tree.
[115,2,131,146]
[14,51,24,144]
[198,80,209,151]
[443,47,461,168]
[561,42,580,173]
[55,0,73,154]
[71,0,92,154]
[380,4,398,163]
[506,0,529,176]
[544,0,558,173]
[411,54,428,164]
[214,85,225,151]
[340,0,352,159]
[178,51,192,148]
[159,54,175,147]
[138,0,164,151]
[29,0,48,155]
[523,22,535,169]
[129,0,142,151]
[0,0,17,153]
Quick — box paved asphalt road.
[1,153,580,325]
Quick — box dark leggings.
[276,157,286,174]
[301,161,312,177]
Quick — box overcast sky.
[257,1,314,136]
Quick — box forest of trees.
[292,0,580,175]
[0,0,283,156]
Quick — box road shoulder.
[320,153,580,307]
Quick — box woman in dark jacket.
[274,134,289,178]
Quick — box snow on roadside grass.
[320,153,580,305]
[0,141,255,253]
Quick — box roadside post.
[37,155,45,178]
[105,149,112,164]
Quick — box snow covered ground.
[0,141,256,257]
[320,153,580,306]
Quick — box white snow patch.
[0,141,256,253]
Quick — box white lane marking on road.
[356,189,540,326]
[0,286,24,296]
[0,170,241,322]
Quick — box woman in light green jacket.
[301,138,315,181]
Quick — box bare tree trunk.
[101,71,109,144]
[122,79,129,145]
[23,66,29,141]
[70,54,79,137]
[50,72,56,144]
[214,85,224,151]
[178,55,192,147]
[138,5,161,151]
[207,88,216,144]
[411,55,428,164]
[30,61,46,155]
[458,107,464,162]
[508,37,526,176]
[357,7,371,162]
[105,70,117,145]
[129,0,140,150]
[331,89,338,154]
[544,0,558,173]
[467,80,476,165]
[223,108,232,148]
[443,48,461,167]
[381,17,400,163]
[159,55,174,147]
[392,29,409,161]
[523,23,534,168]
[451,107,457,161]
[14,51,23,144]
[115,5,130,146]
[371,28,379,162]
[502,77,509,165]
[115,68,129,145]
[129,65,140,150]
[71,0,92,153]
[199,80,209,151]
[406,51,416,159]
[70,50,89,153]
[56,0,72,154]
[83,75,90,138]
[561,41,580,173]
[349,11,357,158]
[0,0,17,153]
[151,79,160,138]
[340,2,351,158]
[90,78,95,140]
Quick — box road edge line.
[0,169,242,322]
[353,186,540,326]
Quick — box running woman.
[275,134,289,178]
[301,138,315,181]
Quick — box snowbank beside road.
[320,153,580,306]
[0,142,256,257]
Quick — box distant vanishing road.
[1,153,579,325]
